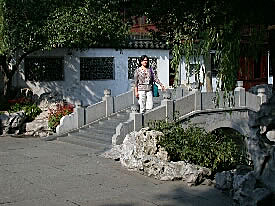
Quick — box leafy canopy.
[0,0,130,97]
[125,0,275,91]
[0,0,129,57]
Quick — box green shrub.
[48,103,74,132]
[23,103,42,120]
[150,121,249,174]
[8,103,22,113]
[8,100,42,121]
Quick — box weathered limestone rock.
[233,171,257,203]
[215,170,234,192]
[266,130,275,142]
[216,170,273,205]
[247,93,275,192]
[215,91,275,205]
[102,128,211,186]
[24,119,52,137]
[1,111,27,135]
[24,99,57,137]
[0,91,64,137]
[0,112,10,135]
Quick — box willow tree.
[0,0,129,98]
[125,0,275,92]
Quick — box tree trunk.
[204,53,213,92]
[3,72,13,99]
[270,29,275,93]
[0,55,16,99]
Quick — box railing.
[56,88,137,134]
[56,81,267,144]
[112,84,267,145]
[56,86,187,135]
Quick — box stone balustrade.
[128,82,265,134]
[56,81,266,138]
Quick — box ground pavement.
[0,136,233,206]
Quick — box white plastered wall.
[179,56,210,92]
[12,48,169,106]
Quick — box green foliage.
[8,98,42,121]
[46,0,129,49]
[23,104,42,120]
[128,0,275,91]
[0,0,130,97]
[150,121,249,173]
[8,103,21,113]
[48,103,74,132]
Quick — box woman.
[134,55,165,113]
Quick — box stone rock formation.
[216,92,275,205]
[102,128,211,186]
[0,91,64,137]
[247,93,275,191]
[0,111,27,135]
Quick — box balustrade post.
[131,81,138,105]
[234,81,246,107]
[102,88,114,117]
[161,91,174,122]
[194,91,202,111]
[130,104,143,131]
[257,88,267,104]
[174,87,184,99]
[74,100,85,127]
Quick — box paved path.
[0,136,233,206]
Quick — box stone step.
[117,111,129,117]
[104,119,128,125]
[108,112,129,120]
[53,109,130,149]
[89,121,120,130]
[102,115,129,123]
[97,120,124,127]
[58,135,110,152]
[78,133,111,145]
[69,131,112,144]
[79,127,115,135]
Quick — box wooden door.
[238,54,268,90]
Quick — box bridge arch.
[206,120,250,137]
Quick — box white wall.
[179,56,209,92]
[269,76,273,85]
[13,48,169,106]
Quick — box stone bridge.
[51,83,275,194]
[54,83,267,145]
[113,85,266,145]
[114,85,275,193]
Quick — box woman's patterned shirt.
[134,67,162,91]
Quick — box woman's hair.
[139,55,149,67]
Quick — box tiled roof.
[126,39,169,49]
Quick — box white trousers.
[138,90,153,113]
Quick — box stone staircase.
[56,110,130,153]
[49,94,164,152]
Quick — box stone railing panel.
[113,90,134,113]
[143,106,166,127]
[86,101,106,123]
[112,119,134,145]
[213,91,236,109]
[201,92,217,110]
[56,113,77,134]
[174,93,195,117]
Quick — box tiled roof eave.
[123,40,170,50]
